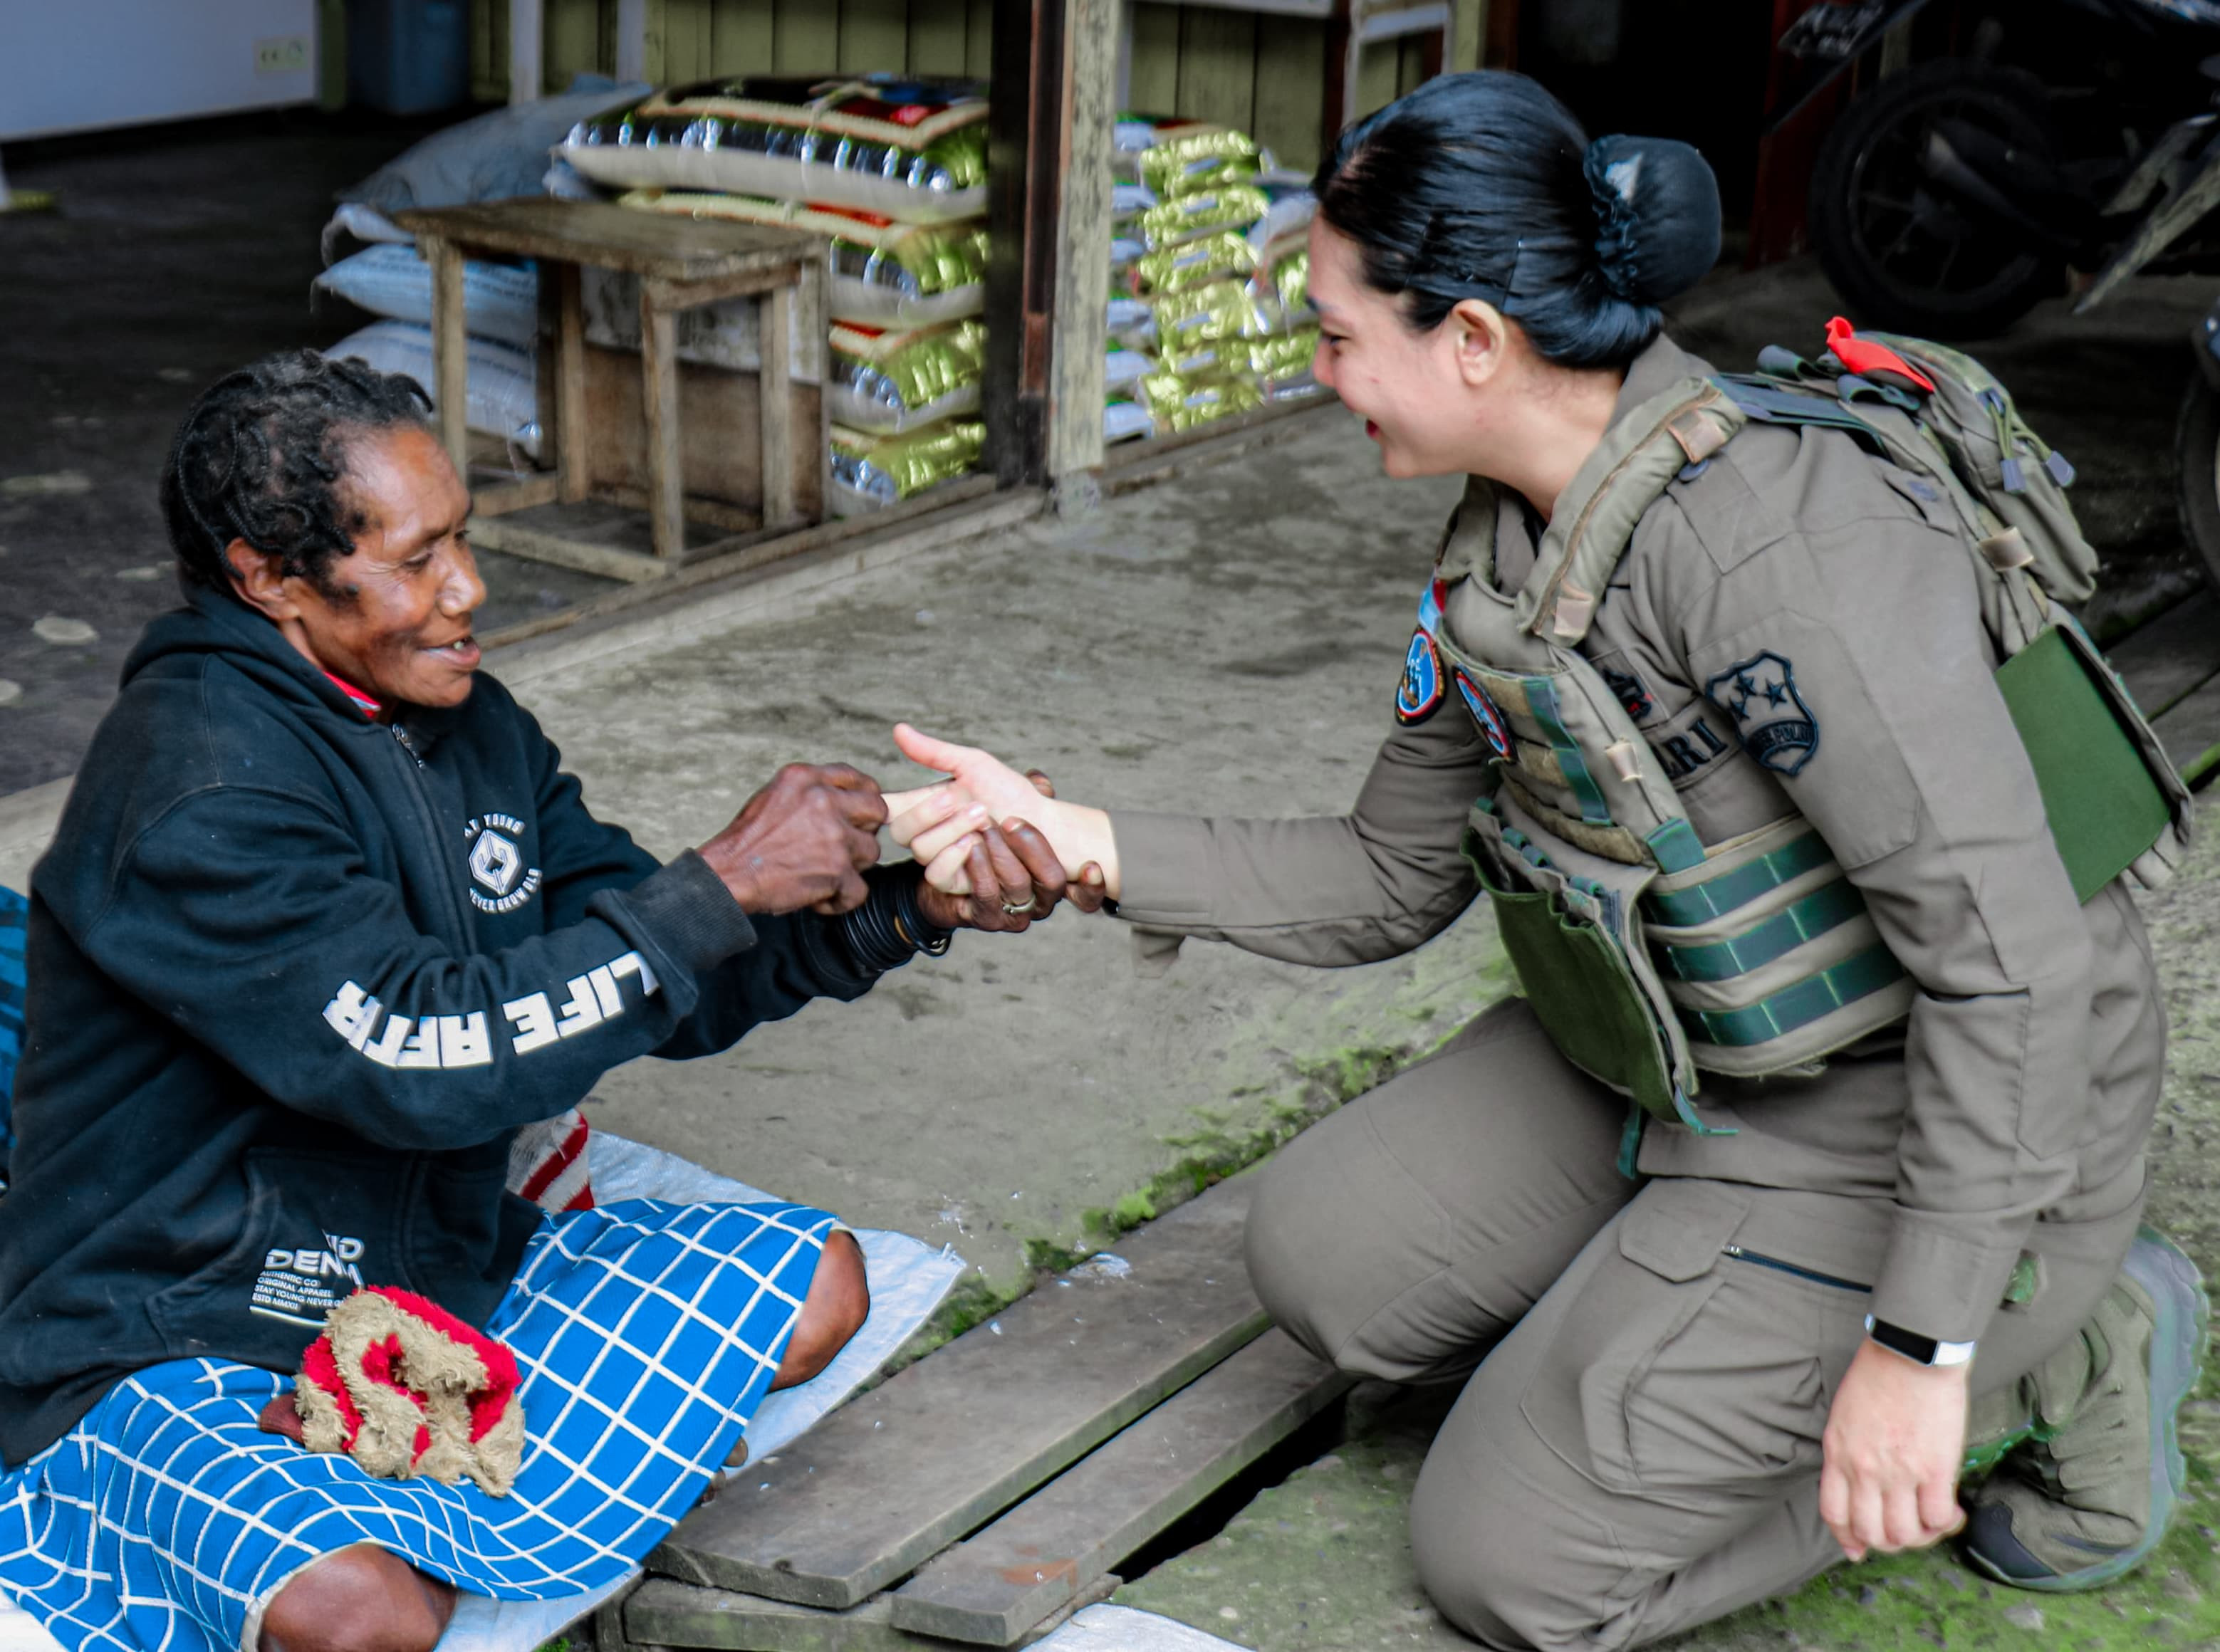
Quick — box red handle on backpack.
[1825,317,1937,394]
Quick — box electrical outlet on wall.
[254,35,310,75]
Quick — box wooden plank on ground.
[888,1329,1352,1645]
[627,1584,923,1651]
[2154,674,2220,783]
[650,1176,1270,1609]
[626,1576,1118,1651]
[2109,589,2220,720]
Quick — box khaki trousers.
[1244,999,2145,1651]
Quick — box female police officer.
[885,69,2209,1652]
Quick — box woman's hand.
[1818,1340,1970,1561]
[883,724,1122,903]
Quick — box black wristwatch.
[1864,1314,1976,1368]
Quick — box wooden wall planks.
[471,0,994,95]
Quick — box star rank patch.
[1396,629,1447,724]
[1706,649,1818,776]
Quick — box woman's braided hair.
[161,349,433,595]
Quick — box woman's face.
[1308,219,1491,479]
[266,424,487,711]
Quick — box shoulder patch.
[1704,649,1818,776]
[1454,670,1514,760]
[1396,629,1446,725]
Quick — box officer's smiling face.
[1309,220,1504,480]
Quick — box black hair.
[1313,72,1721,367]
[160,348,433,596]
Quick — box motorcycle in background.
[1807,0,2220,338]
[1801,0,2220,580]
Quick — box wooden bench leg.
[761,281,796,533]
[422,235,470,479]
[556,262,590,506]
[639,289,685,561]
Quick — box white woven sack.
[324,321,541,460]
[316,247,541,349]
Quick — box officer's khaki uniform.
[1108,335,2164,1650]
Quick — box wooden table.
[392,199,829,577]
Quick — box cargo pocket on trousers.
[1622,1189,1830,1492]
[1519,1181,1815,1497]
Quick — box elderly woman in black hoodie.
[0,351,1083,1652]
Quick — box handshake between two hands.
[696,723,1123,935]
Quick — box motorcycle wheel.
[2176,370,2220,595]
[1810,61,2064,339]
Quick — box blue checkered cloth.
[0,1194,836,1652]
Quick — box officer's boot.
[1958,1227,2209,1592]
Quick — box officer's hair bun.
[1584,135,1722,309]
[1313,70,1723,370]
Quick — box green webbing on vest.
[1645,818,1706,874]
[1690,945,1907,1047]
[1522,676,1614,826]
[1993,627,2174,904]
[1644,833,1833,926]
[1657,878,1867,984]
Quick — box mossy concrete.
[1115,798,2220,1651]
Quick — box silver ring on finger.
[999,894,1038,916]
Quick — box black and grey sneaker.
[1961,1227,2208,1593]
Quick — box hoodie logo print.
[464,813,543,915]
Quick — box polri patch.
[1455,669,1514,760]
[1706,650,1818,776]
[1396,629,1447,725]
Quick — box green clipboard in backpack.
[1714,318,2192,904]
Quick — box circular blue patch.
[1456,670,1513,760]
[1395,629,1445,725]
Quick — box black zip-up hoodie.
[0,587,885,1465]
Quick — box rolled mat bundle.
[294,1285,526,1497]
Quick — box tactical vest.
[1419,370,2192,1148]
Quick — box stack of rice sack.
[557,75,992,516]
[1103,118,1323,446]
[313,245,546,459]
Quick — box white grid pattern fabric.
[0,1195,835,1652]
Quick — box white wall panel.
[0,0,318,142]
